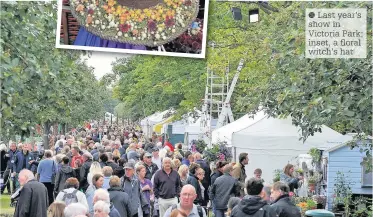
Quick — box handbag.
[51,160,56,184]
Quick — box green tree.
[112,55,206,120]
[1,2,109,147]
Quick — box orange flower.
[86,15,93,24]
[76,4,84,12]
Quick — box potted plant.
[296,198,317,216]
[296,168,304,176]
[273,169,281,182]
[308,175,317,191]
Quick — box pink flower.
[165,16,175,27]
[119,24,131,32]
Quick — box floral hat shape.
[69,0,200,47]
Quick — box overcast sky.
[82,51,131,79]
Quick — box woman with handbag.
[37,150,57,205]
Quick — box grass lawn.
[0,194,14,216]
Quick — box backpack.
[171,204,204,217]
[62,189,79,206]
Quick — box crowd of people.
[0,125,303,217]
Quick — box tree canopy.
[1,2,110,146]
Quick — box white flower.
[92,15,95,18]
[162,35,166,40]
[101,25,106,29]
[117,31,123,37]
[116,28,119,31]
[181,23,185,27]
[154,41,157,45]
[155,33,160,39]
[109,21,116,27]
[161,32,165,36]
[172,28,176,33]
[115,36,118,39]
[151,31,155,35]
[133,37,136,40]
[98,11,101,16]
[95,20,100,25]
[125,33,129,37]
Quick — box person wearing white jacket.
[55,177,89,210]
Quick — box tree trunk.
[43,121,50,150]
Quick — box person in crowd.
[54,154,65,173]
[108,176,131,217]
[181,151,194,166]
[196,168,207,206]
[14,169,49,217]
[80,152,94,192]
[88,161,103,186]
[194,152,211,204]
[137,165,152,217]
[47,201,66,217]
[64,203,89,217]
[270,181,301,217]
[142,152,159,180]
[163,184,206,217]
[174,143,184,157]
[178,165,189,187]
[113,158,126,178]
[102,166,113,189]
[170,209,188,217]
[280,164,303,192]
[152,147,162,169]
[153,157,182,217]
[94,146,106,162]
[253,168,265,182]
[94,200,111,217]
[186,163,203,205]
[261,185,271,203]
[86,173,105,216]
[210,163,240,217]
[54,156,76,194]
[37,150,57,206]
[211,161,228,186]
[112,140,126,156]
[93,189,121,217]
[12,144,36,188]
[230,178,276,217]
[227,197,241,217]
[120,161,149,217]
[106,152,120,170]
[55,177,89,209]
[126,144,140,161]
[1,141,18,194]
[232,152,249,197]
[164,139,174,152]
[172,159,181,171]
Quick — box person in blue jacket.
[12,144,36,189]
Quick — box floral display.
[168,18,203,53]
[69,0,199,46]
[296,198,317,215]
[190,140,232,163]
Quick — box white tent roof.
[140,110,171,126]
[231,114,352,183]
[212,111,266,145]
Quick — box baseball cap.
[123,162,135,170]
[145,152,152,157]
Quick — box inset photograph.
[56,0,207,58]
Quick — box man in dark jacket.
[1,142,18,194]
[142,152,158,180]
[108,176,131,217]
[209,163,240,217]
[14,169,49,217]
[80,152,93,192]
[54,156,76,193]
[12,144,36,189]
[121,161,149,217]
[186,163,203,205]
[231,178,277,217]
[271,181,301,217]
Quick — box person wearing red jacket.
[164,140,174,152]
